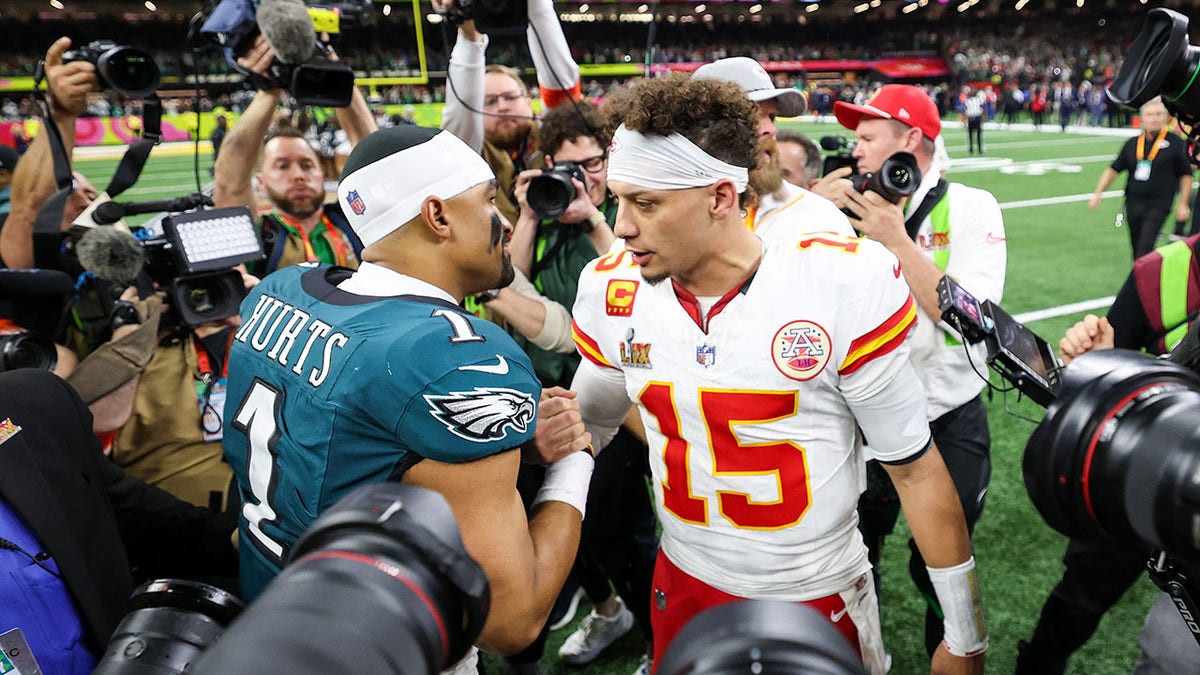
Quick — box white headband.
[337,130,496,248]
[606,124,749,192]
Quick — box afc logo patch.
[606,279,639,316]
[771,320,832,381]
[345,189,366,216]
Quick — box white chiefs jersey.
[572,233,926,600]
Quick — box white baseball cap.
[693,57,808,117]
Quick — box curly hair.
[600,73,758,171]
[537,101,609,158]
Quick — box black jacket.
[0,369,238,652]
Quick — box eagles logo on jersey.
[424,387,537,442]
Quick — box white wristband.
[927,556,988,657]
[531,451,594,519]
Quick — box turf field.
[71,119,1165,674]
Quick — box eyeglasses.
[483,91,529,108]
[575,153,608,173]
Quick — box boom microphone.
[76,226,146,284]
[258,0,319,65]
[93,195,214,225]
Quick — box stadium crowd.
[0,1,1197,674]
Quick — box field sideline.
[71,119,1166,674]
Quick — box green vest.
[519,200,616,386]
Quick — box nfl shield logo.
[696,344,716,368]
[346,189,366,216]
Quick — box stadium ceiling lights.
[1015,0,1030,9]
[49,0,63,7]
[805,3,819,12]
[694,4,706,13]
[143,0,156,9]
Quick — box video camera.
[938,271,1200,644]
[937,275,1061,407]
[433,0,530,33]
[527,161,587,221]
[1108,7,1200,164]
[62,40,161,99]
[820,135,857,177]
[73,197,264,329]
[94,482,490,675]
[200,0,371,107]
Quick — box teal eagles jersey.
[222,263,540,600]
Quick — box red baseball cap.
[834,85,942,141]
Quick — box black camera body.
[820,135,858,177]
[94,483,489,675]
[263,48,356,108]
[0,332,57,373]
[848,151,922,205]
[937,275,1061,407]
[436,0,529,32]
[134,207,264,328]
[527,161,587,221]
[1109,8,1200,148]
[62,40,161,99]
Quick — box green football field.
[72,120,1166,674]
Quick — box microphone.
[0,269,75,301]
[93,195,213,225]
[820,135,850,151]
[258,0,319,65]
[76,227,147,284]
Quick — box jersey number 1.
[231,379,288,565]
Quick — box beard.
[266,186,324,219]
[486,116,534,151]
[492,212,516,289]
[749,139,784,197]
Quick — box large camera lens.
[527,163,586,220]
[0,331,58,372]
[169,270,247,328]
[1109,8,1200,120]
[867,151,921,203]
[97,45,161,99]
[1025,349,1200,563]
[657,600,867,675]
[93,580,245,675]
[192,483,489,675]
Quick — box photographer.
[212,35,375,277]
[1018,234,1200,674]
[818,84,1007,656]
[0,368,237,674]
[438,0,582,227]
[0,37,100,270]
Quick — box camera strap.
[30,65,77,271]
[104,96,162,200]
[904,178,949,243]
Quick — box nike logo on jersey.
[458,356,510,375]
[830,606,850,623]
[893,261,903,278]
[986,232,1006,244]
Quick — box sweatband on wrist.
[927,556,988,657]
[531,450,594,518]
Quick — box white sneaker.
[631,654,652,675]
[557,597,635,665]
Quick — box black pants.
[1016,538,1149,674]
[1126,205,1170,259]
[857,394,992,656]
[574,427,659,642]
[967,117,984,153]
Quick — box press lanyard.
[1137,126,1170,162]
[273,211,353,265]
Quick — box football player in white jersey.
[568,75,986,674]
[692,57,853,244]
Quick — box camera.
[527,161,587,221]
[657,600,867,675]
[137,207,265,328]
[95,483,490,675]
[1109,7,1200,159]
[434,0,529,32]
[0,332,57,373]
[847,151,922,205]
[0,269,74,373]
[937,275,1061,406]
[62,40,161,99]
[820,135,858,177]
